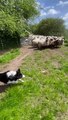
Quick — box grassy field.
[0,48,20,64]
[0,46,68,120]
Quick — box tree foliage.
[32,18,65,36]
[0,0,38,20]
[0,0,38,49]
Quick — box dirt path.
[0,46,33,87]
[0,46,33,72]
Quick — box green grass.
[65,38,68,46]
[0,46,68,120]
[0,48,20,64]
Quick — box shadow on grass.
[28,45,60,51]
[0,83,23,93]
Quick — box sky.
[33,0,68,29]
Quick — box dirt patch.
[56,111,68,120]
[51,61,61,69]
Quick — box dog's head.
[15,69,22,79]
[6,69,25,84]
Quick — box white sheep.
[38,39,46,49]
[37,36,54,49]
[31,35,64,49]
[32,38,40,47]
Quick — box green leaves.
[0,0,39,49]
[0,0,38,20]
[0,11,17,33]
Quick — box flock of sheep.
[29,35,64,49]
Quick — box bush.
[0,10,35,50]
[0,11,21,50]
[64,29,68,46]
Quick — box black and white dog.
[0,69,25,84]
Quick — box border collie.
[0,69,25,84]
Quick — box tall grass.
[0,48,20,64]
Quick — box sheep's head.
[58,36,64,45]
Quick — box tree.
[0,0,39,49]
[32,18,65,36]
